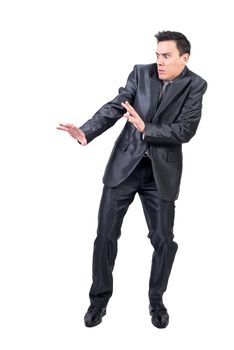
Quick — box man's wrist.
[76,137,87,146]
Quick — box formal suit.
[79,63,207,308]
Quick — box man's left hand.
[121,101,145,133]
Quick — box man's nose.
[157,57,164,65]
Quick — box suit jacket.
[80,64,207,201]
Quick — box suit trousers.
[89,156,178,308]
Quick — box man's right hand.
[56,123,87,146]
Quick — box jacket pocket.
[115,138,130,152]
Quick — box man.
[57,31,207,329]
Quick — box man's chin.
[158,73,167,80]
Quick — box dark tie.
[143,81,171,159]
[158,81,170,107]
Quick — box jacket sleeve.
[79,66,138,143]
[143,78,207,145]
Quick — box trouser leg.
[138,166,178,306]
[89,181,136,308]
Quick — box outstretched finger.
[56,126,69,131]
[122,102,138,118]
[121,102,129,112]
[124,101,136,114]
[58,123,74,128]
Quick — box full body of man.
[57,31,207,328]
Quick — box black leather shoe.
[150,302,169,329]
[84,305,106,327]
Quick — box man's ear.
[183,53,190,63]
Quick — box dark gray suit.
[80,64,207,308]
[80,64,207,201]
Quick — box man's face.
[156,40,189,81]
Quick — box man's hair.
[155,31,191,56]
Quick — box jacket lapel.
[147,64,162,122]
[151,66,191,120]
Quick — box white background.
[0,0,233,349]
